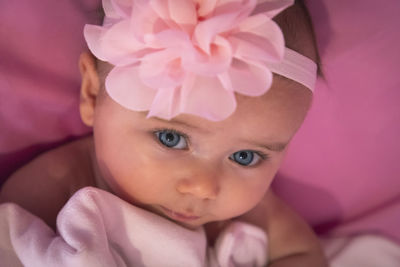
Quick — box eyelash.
[152,128,269,166]
[152,128,191,148]
[232,151,269,167]
[253,151,269,161]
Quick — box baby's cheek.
[221,158,285,219]
[218,181,269,220]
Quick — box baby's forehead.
[163,78,311,138]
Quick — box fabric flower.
[84,0,294,121]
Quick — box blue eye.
[155,130,188,149]
[230,150,262,166]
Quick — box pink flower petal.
[104,0,132,19]
[194,0,256,53]
[230,15,284,62]
[212,0,256,19]
[193,0,257,54]
[105,66,156,111]
[225,58,273,96]
[183,35,232,76]
[147,29,190,49]
[148,0,183,31]
[149,0,170,21]
[180,74,237,121]
[194,12,244,54]
[147,87,180,120]
[84,24,109,62]
[217,72,234,92]
[196,0,218,18]
[85,0,294,122]
[139,48,185,88]
[100,20,148,65]
[102,0,120,19]
[131,0,169,39]
[167,0,197,26]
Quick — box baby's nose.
[175,166,221,200]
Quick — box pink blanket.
[0,187,268,267]
[2,187,400,266]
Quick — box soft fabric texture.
[322,234,400,267]
[0,187,268,267]
[1,186,399,266]
[0,0,399,247]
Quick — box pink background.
[274,0,400,241]
[1,0,399,242]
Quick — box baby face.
[89,75,311,229]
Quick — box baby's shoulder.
[6,136,94,191]
[0,136,95,228]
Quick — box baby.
[1,0,327,266]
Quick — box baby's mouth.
[159,206,201,223]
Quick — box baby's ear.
[79,52,100,127]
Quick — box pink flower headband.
[84,0,317,121]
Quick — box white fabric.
[1,186,398,266]
[0,187,268,267]
[323,234,400,267]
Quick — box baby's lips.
[160,206,201,221]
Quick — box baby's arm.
[0,154,70,229]
[237,190,328,267]
[0,139,92,230]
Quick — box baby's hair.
[275,0,321,74]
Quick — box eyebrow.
[251,141,288,152]
[151,117,210,133]
[151,117,288,152]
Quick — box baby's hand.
[204,193,270,247]
[204,219,232,246]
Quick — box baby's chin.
[138,204,205,230]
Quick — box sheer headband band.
[84,0,317,121]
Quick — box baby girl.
[1,0,327,266]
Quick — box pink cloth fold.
[0,187,268,267]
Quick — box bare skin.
[0,52,327,266]
[0,2,327,265]
[0,136,94,230]
[0,138,326,267]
